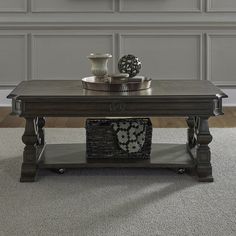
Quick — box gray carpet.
[0,128,236,236]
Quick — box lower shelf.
[38,143,196,169]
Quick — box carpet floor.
[0,128,235,236]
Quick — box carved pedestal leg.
[186,116,197,149]
[20,118,38,182]
[196,117,213,182]
[36,117,45,146]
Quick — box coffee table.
[7,80,227,182]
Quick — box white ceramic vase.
[87,53,112,78]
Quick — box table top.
[7,79,227,99]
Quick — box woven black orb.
[118,54,141,78]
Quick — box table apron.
[15,99,218,117]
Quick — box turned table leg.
[196,117,213,182]
[20,117,38,182]
[36,117,45,146]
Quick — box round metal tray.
[81,76,152,92]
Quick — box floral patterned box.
[86,118,152,159]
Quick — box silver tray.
[81,76,152,92]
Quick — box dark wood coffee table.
[7,80,227,182]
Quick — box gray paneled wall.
[0,0,27,12]
[207,34,236,86]
[31,0,114,12]
[119,34,202,80]
[119,0,202,12]
[32,34,114,80]
[0,0,236,90]
[207,0,236,12]
[0,34,27,85]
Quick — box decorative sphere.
[118,54,141,77]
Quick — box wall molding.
[207,0,236,13]
[0,0,27,13]
[118,33,203,80]
[31,0,115,13]
[31,33,115,79]
[0,33,28,86]
[1,21,236,30]
[206,33,236,87]
[119,0,203,13]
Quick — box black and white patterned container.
[86,118,152,159]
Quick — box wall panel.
[31,34,114,80]
[31,0,114,13]
[207,0,236,12]
[207,34,236,86]
[0,34,27,86]
[119,34,202,80]
[119,0,202,12]
[0,0,27,13]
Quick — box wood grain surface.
[7,80,227,98]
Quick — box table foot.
[197,164,214,182]
[198,175,214,182]
[195,117,214,182]
[20,163,38,182]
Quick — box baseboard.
[222,88,236,106]
[1,88,236,107]
[0,89,11,107]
